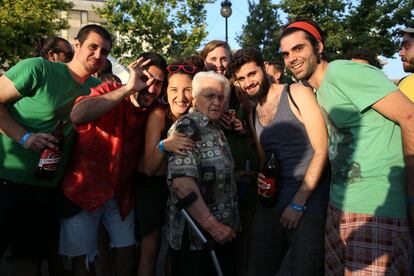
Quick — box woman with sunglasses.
[135,57,203,276]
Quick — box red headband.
[285,22,322,41]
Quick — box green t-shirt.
[317,60,406,218]
[1,57,101,188]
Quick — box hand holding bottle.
[36,120,65,179]
[258,152,278,198]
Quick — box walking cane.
[175,192,224,276]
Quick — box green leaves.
[237,0,283,62]
[96,0,213,64]
[0,0,72,71]
[238,0,414,61]
[341,0,414,58]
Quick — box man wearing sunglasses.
[0,24,112,276]
[38,36,74,63]
[59,52,167,276]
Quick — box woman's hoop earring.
[161,95,168,105]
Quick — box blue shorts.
[59,197,136,263]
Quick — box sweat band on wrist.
[408,197,414,205]
[158,140,165,152]
[175,191,198,210]
[19,132,32,146]
[290,201,306,212]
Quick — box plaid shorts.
[325,204,412,276]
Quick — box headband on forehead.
[285,22,322,41]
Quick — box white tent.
[107,55,130,84]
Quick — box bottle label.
[38,149,62,171]
[259,178,276,197]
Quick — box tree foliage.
[238,0,414,60]
[96,0,213,64]
[0,0,73,71]
[341,0,414,57]
[236,0,283,62]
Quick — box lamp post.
[220,0,232,43]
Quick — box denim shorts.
[59,197,136,264]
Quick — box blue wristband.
[408,197,414,205]
[19,132,32,146]
[158,140,165,152]
[290,201,306,212]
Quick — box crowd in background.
[0,19,414,276]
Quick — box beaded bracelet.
[290,201,306,212]
[158,140,165,152]
[19,132,32,146]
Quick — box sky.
[203,0,408,81]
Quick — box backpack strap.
[249,108,266,170]
[398,76,407,86]
[286,84,301,115]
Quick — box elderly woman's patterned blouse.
[166,108,240,250]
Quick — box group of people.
[0,18,413,276]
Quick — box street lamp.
[220,0,232,43]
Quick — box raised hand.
[125,57,154,94]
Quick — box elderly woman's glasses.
[167,64,197,74]
[200,92,225,102]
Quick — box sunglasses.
[167,64,197,74]
[54,48,74,62]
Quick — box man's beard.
[246,75,270,104]
[136,88,158,108]
[83,58,101,74]
[292,50,321,81]
[403,57,414,73]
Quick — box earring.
[161,95,168,105]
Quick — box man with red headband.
[280,19,414,275]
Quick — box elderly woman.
[166,71,240,276]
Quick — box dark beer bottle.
[36,120,65,179]
[259,152,278,206]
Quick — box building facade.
[60,0,107,44]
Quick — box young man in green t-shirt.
[0,24,112,275]
[280,19,414,274]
